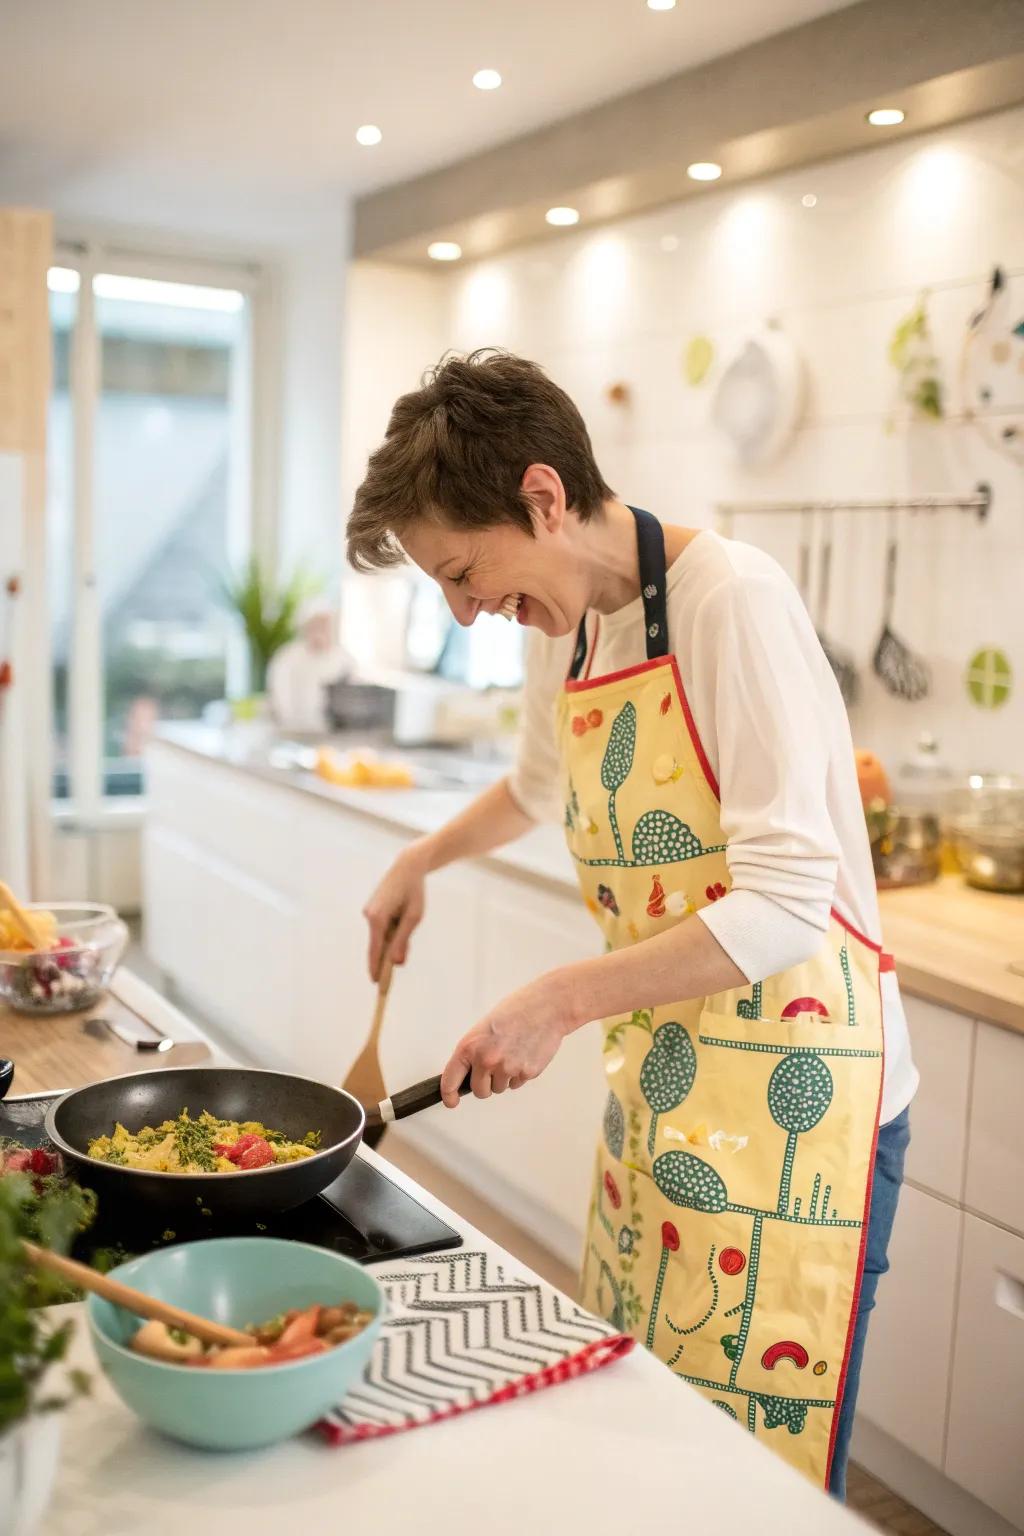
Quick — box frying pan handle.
[386,1070,473,1122]
[0,1059,13,1101]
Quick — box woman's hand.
[363,844,429,981]
[439,970,580,1106]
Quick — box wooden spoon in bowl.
[22,1241,254,1348]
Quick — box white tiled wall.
[343,107,1024,775]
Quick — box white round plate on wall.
[710,325,805,467]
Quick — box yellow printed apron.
[558,508,885,1489]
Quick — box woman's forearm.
[560,915,748,1031]
[412,776,536,873]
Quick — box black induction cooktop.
[0,1091,462,1266]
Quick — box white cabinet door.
[142,824,300,1068]
[946,1215,1024,1527]
[901,996,973,1203]
[965,1022,1024,1239]
[147,745,304,896]
[400,870,605,1266]
[294,807,413,1086]
[856,1182,961,1468]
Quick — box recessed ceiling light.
[647,0,676,9]
[801,193,818,208]
[546,206,580,227]
[473,68,502,91]
[428,241,462,262]
[687,161,722,182]
[356,124,382,147]
[867,107,905,127]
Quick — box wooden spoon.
[22,1241,255,1348]
[341,917,399,1141]
[0,881,49,950]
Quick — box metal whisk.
[872,511,930,702]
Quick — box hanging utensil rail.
[715,483,991,533]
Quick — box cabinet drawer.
[965,1022,1024,1237]
[856,1182,960,1468]
[946,1215,1024,1527]
[902,996,973,1203]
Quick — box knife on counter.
[86,1016,175,1053]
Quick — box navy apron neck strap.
[568,506,669,680]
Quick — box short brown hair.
[346,349,613,571]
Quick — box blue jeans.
[829,1106,911,1499]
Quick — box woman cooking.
[347,350,916,1498]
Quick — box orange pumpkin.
[855,749,891,809]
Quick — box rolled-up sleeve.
[691,574,840,981]
[506,630,567,825]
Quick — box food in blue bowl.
[87,1237,384,1450]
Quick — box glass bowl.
[0,902,128,1015]
[944,776,1024,893]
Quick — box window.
[48,257,255,803]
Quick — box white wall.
[339,260,446,670]
[349,107,1024,778]
[275,215,350,578]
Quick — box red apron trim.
[830,907,885,957]
[564,652,669,693]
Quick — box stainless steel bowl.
[945,775,1024,893]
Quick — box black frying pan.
[0,1060,467,1220]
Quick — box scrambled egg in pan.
[86,1110,320,1174]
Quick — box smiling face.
[401,464,596,638]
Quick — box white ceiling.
[0,0,858,245]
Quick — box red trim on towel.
[319,1332,635,1446]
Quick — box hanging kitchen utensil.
[815,512,859,706]
[710,322,805,467]
[340,918,399,1150]
[872,511,930,702]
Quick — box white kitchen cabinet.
[396,869,606,1265]
[856,1182,962,1468]
[901,995,974,1204]
[146,744,304,896]
[143,823,300,1067]
[965,1022,1024,1239]
[946,1215,1024,1528]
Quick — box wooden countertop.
[879,876,1024,1034]
[0,973,210,1095]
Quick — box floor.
[127,924,949,1536]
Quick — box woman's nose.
[444,590,480,627]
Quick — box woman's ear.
[521,463,567,533]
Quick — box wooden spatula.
[342,919,399,1146]
[22,1241,254,1348]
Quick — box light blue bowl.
[87,1237,385,1450]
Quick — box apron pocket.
[697,1005,873,1057]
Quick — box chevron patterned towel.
[320,1250,634,1444]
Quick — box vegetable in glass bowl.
[0,902,128,1016]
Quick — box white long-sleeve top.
[508,529,917,1126]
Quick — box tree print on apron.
[558,508,885,1488]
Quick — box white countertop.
[38,971,867,1535]
[152,722,578,895]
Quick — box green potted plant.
[220,558,318,705]
[0,1164,95,1536]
